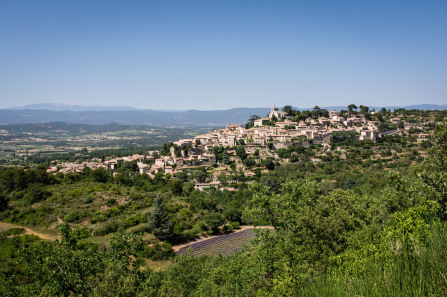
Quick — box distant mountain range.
[1,103,446,127]
[0,107,271,127]
[6,103,139,112]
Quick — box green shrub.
[123,216,139,229]
[224,208,242,223]
[105,198,117,207]
[230,222,240,230]
[182,228,200,240]
[199,222,208,231]
[130,193,144,201]
[93,222,119,236]
[130,226,146,235]
[173,220,192,234]
[23,185,52,205]
[205,213,224,234]
[9,191,24,201]
[108,205,124,216]
[73,226,90,239]
[48,193,64,203]
[223,224,233,232]
[3,227,25,236]
[64,212,79,223]
[142,242,175,260]
[90,211,109,224]
[65,189,83,199]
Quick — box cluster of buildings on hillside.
[182,105,432,152]
[48,152,240,191]
[48,105,432,190]
[176,105,381,150]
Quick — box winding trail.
[0,221,59,241]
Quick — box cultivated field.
[0,122,210,163]
[176,227,259,257]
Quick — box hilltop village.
[50,105,439,190]
[2,105,447,297]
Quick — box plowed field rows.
[176,228,256,257]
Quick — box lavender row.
[177,228,257,256]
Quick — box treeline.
[0,122,194,135]
[14,146,160,165]
[247,104,446,129]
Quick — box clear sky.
[0,0,446,110]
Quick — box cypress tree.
[147,194,174,242]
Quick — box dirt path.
[0,221,59,241]
[172,225,273,252]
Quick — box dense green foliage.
[0,118,446,295]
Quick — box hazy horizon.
[1,1,446,110]
[3,102,447,112]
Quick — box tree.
[359,105,369,115]
[0,192,8,211]
[175,172,188,181]
[312,106,321,118]
[222,150,230,164]
[243,158,256,168]
[120,161,138,172]
[245,181,369,289]
[282,105,293,115]
[289,153,298,163]
[347,104,358,114]
[82,166,91,177]
[338,109,347,118]
[204,213,224,234]
[183,182,195,195]
[18,223,104,296]
[421,123,447,211]
[191,168,207,182]
[217,173,227,184]
[147,195,174,242]
[296,110,311,121]
[23,183,52,205]
[262,158,275,170]
[224,208,242,223]
[114,171,135,186]
[211,146,223,163]
[246,115,261,128]
[91,167,110,183]
[236,145,247,161]
[167,179,183,196]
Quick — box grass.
[80,233,116,246]
[297,222,447,297]
[145,259,172,272]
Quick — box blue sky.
[0,0,446,110]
